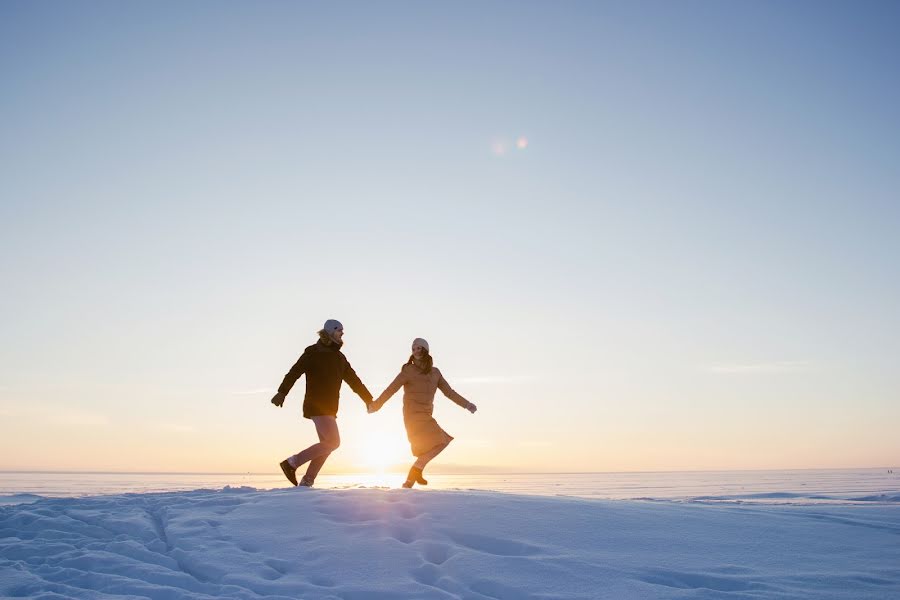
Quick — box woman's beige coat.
[372,363,470,456]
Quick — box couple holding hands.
[271,319,477,489]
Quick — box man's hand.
[271,392,286,407]
[466,402,477,414]
[367,401,379,414]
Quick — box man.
[271,319,373,487]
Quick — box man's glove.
[466,402,477,414]
[271,392,286,407]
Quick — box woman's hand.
[271,392,286,407]
[466,402,477,414]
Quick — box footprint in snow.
[421,542,453,565]
[443,531,542,557]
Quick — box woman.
[370,338,477,488]
[271,319,374,487]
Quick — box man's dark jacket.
[278,340,372,418]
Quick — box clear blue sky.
[2,1,898,472]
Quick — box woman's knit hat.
[412,338,429,352]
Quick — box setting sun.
[354,429,410,473]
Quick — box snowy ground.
[1,487,899,599]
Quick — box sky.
[1,1,899,474]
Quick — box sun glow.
[357,430,410,473]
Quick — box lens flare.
[491,140,509,156]
[516,136,528,149]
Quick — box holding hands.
[367,401,380,414]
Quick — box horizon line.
[1,466,896,476]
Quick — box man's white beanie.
[323,319,343,334]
